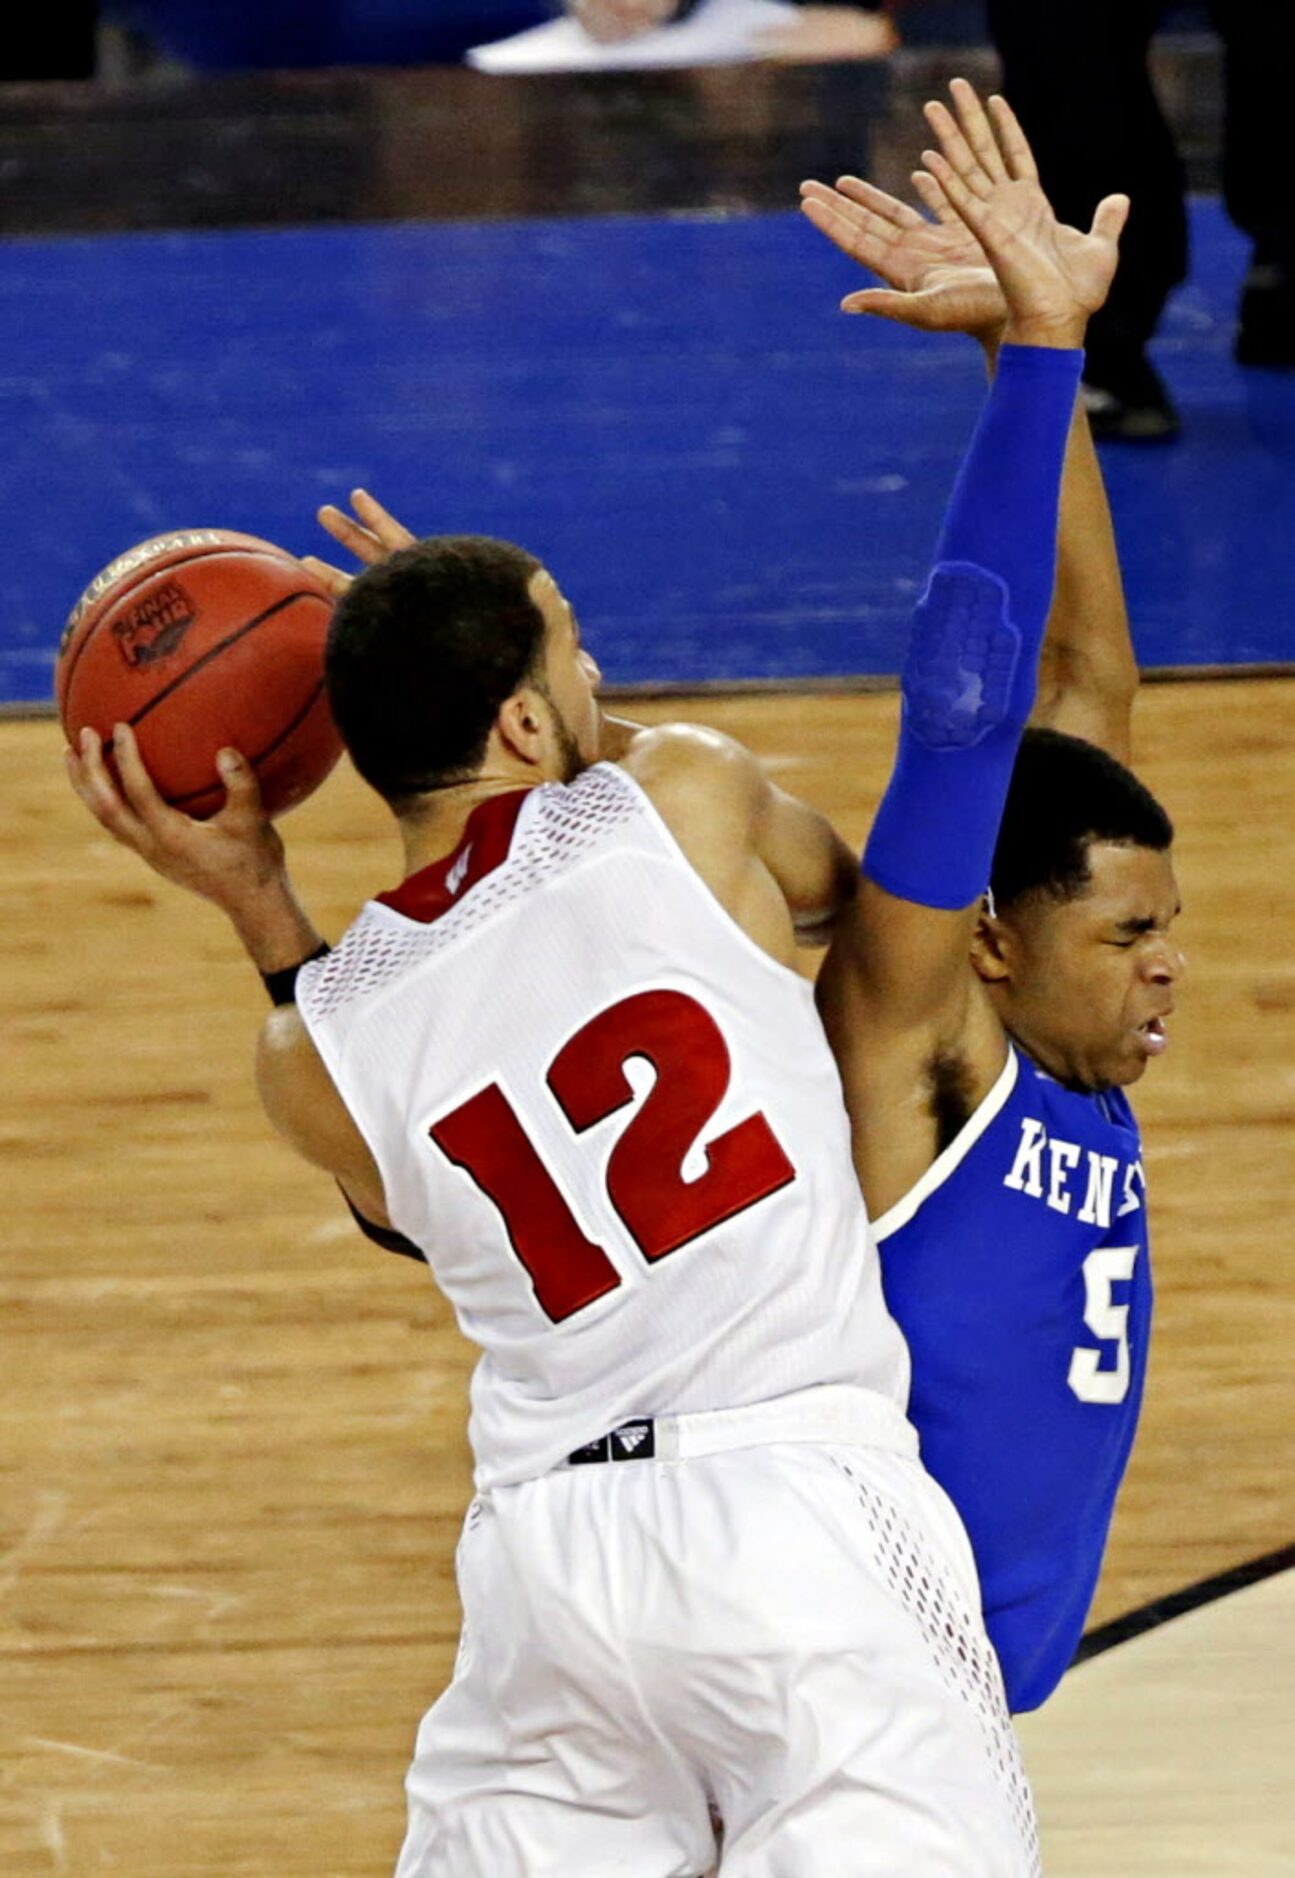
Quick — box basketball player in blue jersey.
[802,81,1184,1712]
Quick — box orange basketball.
[58,530,343,820]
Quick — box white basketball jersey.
[297,762,909,1487]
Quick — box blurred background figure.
[568,0,898,61]
[987,0,1295,440]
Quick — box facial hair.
[553,709,587,784]
[532,680,588,785]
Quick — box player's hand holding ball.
[61,529,336,954]
[58,529,340,821]
[66,719,288,911]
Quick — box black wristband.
[262,940,331,1006]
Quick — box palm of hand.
[971,178,1118,326]
[137,792,287,908]
[872,218,1000,332]
[882,213,982,290]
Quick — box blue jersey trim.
[872,1042,1018,1243]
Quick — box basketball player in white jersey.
[68,121,1124,1874]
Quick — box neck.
[985,982,1076,1089]
[398,774,539,877]
[597,711,642,760]
[998,1009,1104,1095]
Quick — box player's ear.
[969,896,1013,984]
[496,685,548,769]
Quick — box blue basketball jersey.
[873,1043,1152,1712]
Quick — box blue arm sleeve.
[862,344,1084,911]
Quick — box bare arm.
[257,1008,391,1225]
[1032,399,1138,763]
[620,722,857,962]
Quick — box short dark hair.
[325,534,545,806]
[991,727,1174,909]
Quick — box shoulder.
[617,722,767,837]
[619,720,762,788]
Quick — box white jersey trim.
[611,761,819,1005]
[872,1044,1019,1243]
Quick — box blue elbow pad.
[865,562,1029,910]
[901,562,1021,751]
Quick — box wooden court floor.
[3,675,1292,1874]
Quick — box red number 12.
[429,989,795,1323]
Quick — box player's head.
[972,729,1183,1091]
[325,535,602,812]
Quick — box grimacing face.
[527,567,604,777]
[992,840,1185,1092]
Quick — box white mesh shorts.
[394,1393,1040,1877]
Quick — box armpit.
[928,1048,978,1156]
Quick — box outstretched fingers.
[840,286,943,329]
[350,488,417,551]
[318,504,385,566]
[986,92,1038,184]
[800,189,893,270]
[919,146,991,239]
[1089,192,1131,248]
[923,98,995,200]
[946,78,1011,185]
[910,167,963,230]
[318,489,417,569]
[832,175,924,229]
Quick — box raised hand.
[919,82,1126,348]
[302,488,417,600]
[800,166,1005,341]
[801,79,1126,350]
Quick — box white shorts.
[394,1387,1040,1877]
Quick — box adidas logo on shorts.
[567,1419,657,1465]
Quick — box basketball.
[57,529,343,819]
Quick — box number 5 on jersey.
[429,988,797,1323]
[1067,1244,1139,1405]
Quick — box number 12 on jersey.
[429,988,796,1323]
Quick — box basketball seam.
[58,546,303,713]
[167,677,330,808]
[121,590,325,731]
